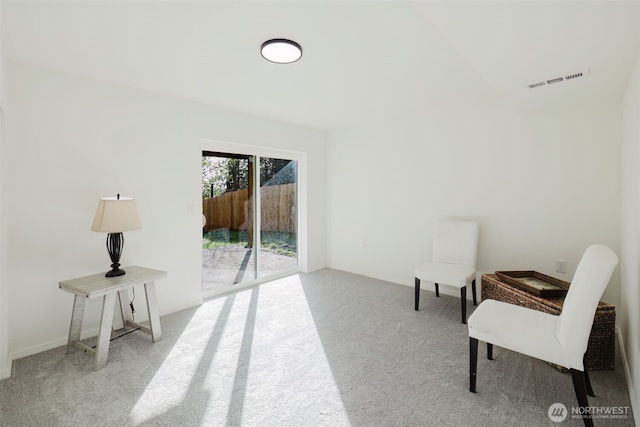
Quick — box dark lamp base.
[105,268,126,278]
[105,232,126,278]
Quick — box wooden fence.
[202,183,296,233]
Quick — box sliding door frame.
[201,139,306,299]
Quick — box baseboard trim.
[7,298,204,372]
[9,335,70,362]
[169,298,203,314]
[328,268,478,302]
[615,327,639,426]
[0,360,12,380]
[8,323,115,362]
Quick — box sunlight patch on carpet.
[129,295,234,424]
[128,274,349,425]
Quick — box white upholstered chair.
[468,244,618,427]
[414,220,479,324]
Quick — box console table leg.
[94,293,117,371]
[144,282,162,342]
[118,289,133,330]
[66,295,86,354]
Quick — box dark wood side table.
[481,273,615,371]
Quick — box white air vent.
[528,68,590,90]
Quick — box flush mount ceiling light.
[261,39,302,64]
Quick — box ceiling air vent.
[528,68,590,90]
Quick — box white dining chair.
[414,220,479,324]
[468,244,618,427]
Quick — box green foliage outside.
[203,230,297,258]
[202,156,295,199]
[260,231,297,257]
[202,229,248,249]
[202,157,247,199]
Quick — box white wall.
[620,55,640,423]
[327,95,621,305]
[6,62,326,362]
[0,2,10,379]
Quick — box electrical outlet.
[556,259,568,274]
[359,238,364,247]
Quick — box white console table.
[59,266,167,370]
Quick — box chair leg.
[461,286,467,324]
[435,283,439,297]
[585,370,594,397]
[583,354,594,397]
[414,278,420,311]
[471,279,477,306]
[571,368,594,427]
[470,337,478,393]
[487,343,493,360]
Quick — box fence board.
[202,184,295,233]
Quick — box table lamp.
[91,194,141,277]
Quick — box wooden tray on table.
[495,270,569,298]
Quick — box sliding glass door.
[202,152,297,292]
[202,153,255,290]
[259,157,298,276]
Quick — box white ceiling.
[4,1,639,130]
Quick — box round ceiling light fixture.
[261,39,302,64]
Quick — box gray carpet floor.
[0,269,634,426]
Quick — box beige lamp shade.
[91,196,141,233]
